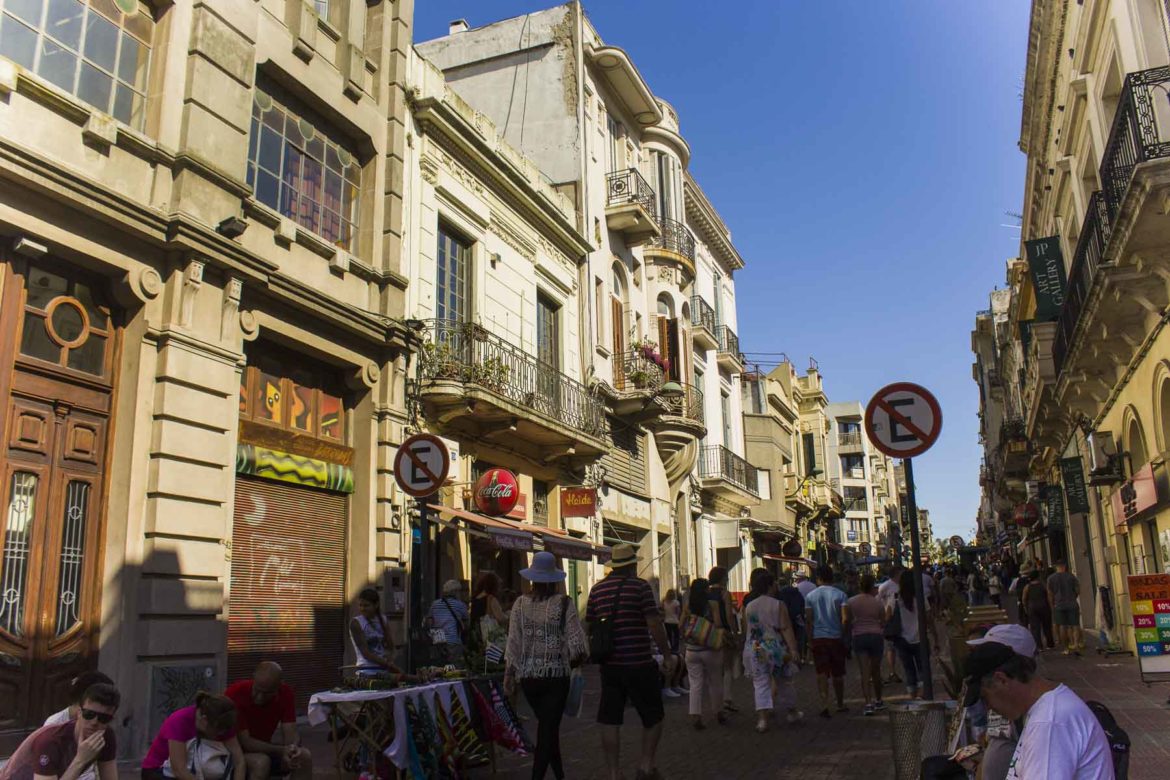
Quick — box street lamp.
[785,467,824,499]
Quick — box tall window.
[0,0,153,129]
[721,391,732,449]
[713,274,723,326]
[840,453,865,475]
[610,263,626,356]
[606,114,623,172]
[247,82,361,251]
[536,293,559,370]
[655,151,677,221]
[436,226,470,323]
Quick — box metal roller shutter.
[227,477,347,708]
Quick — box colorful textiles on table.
[449,687,489,766]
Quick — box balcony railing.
[690,295,716,333]
[716,325,741,358]
[838,431,863,447]
[659,381,704,425]
[418,319,608,439]
[612,349,665,393]
[699,445,759,495]
[645,216,695,262]
[606,168,657,216]
[1053,192,1111,376]
[1100,67,1170,222]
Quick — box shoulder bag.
[589,578,629,663]
[682,600,726,650]
[883,595,903,641]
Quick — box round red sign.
[474,468,520,516]
[1013,502,1040,528]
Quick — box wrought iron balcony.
[417,319,608,444]
[605,169,660,244]
[659,381,704,425]
[1053,191,1110,377]
[690,295,718,350]
[698,444,759,497]
[715,325,743,371]
[645,216,696,264]
[838,431,863,448]
[612,349,665,393]
[1100,67,1170,222]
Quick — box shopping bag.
[564,669,586,718]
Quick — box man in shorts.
[585,544,676,780]
[805,563,849,718]
[1046,561,1082,656]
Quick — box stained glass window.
[19,263,113,379]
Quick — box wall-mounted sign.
[1013,502,1040,528]
[560,487,598,518]
[1128,574,1170,682]
[1024,236,1068,322]
[1044,484,1066,531]
[474,468,520,516]
[1060,456,1090,515]
[1111,464,1161,529]
[506,492,528,522]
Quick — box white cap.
[967,623,1036,658]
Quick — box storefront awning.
[428,504,605,561]
[761,553,816,568]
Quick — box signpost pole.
[903,457,934,700]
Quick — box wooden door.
[0,258,115,748]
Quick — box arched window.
[657,293,674,319]
[1126,413,1149,473]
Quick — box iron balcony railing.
[698,445,759,496]
[418,319,608,439]
[716,325,741,360]
[843,497,868,513]
[690,295,716,334]
[838,431,863,447]
[646,216,695,261]
[1100,66,1170,222]
[659,382,704,425]
[606,168,657,217]
[612,349,665,393]
[1053,191,1111,376]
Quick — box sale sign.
[1128,574,1170,681]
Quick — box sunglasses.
[80,708,114,724]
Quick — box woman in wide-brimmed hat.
[504,552,589,780]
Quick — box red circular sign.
[782,539,803,558]
[1013,502,1040,528]
[474,468,520,516]
[864,382,943,459]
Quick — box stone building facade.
[0,0,416,754]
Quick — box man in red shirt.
[225,662,311,779]
[0,683,119,780]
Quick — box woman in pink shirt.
[141,692,244,780]
[844,574,886,715]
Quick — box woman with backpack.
[503,552,588,780]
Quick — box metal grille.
[698,445,760,496]
[1053,191,1110,377]
[605,168,656,216]
[690,295,716,334]
[659,382,704,425]
[1,472,37,636]
[54,480,90,636]
[888,701,956,780]
[228,478,348,708]
[645,216,695,261]
[1100,66,1170,222]
[715,325,741,361]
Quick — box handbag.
[681,613,726,650]
[163,737,233,780]
[884,596,904,641]
[564,668,586,718]
[589,577,630,663]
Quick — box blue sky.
[413,1,1030,541]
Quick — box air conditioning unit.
[1087,431,1123,486]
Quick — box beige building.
[0,0,417,754]
[974,0,1170,651]
[417,4,758,593]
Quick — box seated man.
[225,662,311,779]
[0,683,119,780]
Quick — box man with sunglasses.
[225,662,311,779]
[0,683,119,780]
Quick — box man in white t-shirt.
[963,638,1114,779]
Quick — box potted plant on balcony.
[472,355,510,391]
[421,340,462,381]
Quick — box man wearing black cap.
[963,639,1113,778]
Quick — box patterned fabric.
[505,595,589,679]
[470,682,529,755]
[404,702,424,779]
[433,696,462,778]
[450,686,489,766]
[490,681,534,754]
[416,695,452,780]
[745,599,797,681]
[405,698,439,779]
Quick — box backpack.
[1086,700,1130,780]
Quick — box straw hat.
[607,543,638,570]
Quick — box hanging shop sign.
[543,536,594,561]
[560,487,598,518]
[782,539,803,558]
[1128,573,1170,683]
[1110,464,1161,530]
[1044,484,1066,531]
[1013,502,1040,528]
[1024,235,1068,322]
[474,468,520,516]
[1060,456,1091,515]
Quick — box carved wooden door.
[0,258,115,747]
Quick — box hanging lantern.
[474,468,520,516]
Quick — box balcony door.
[536,293,561,416]
[0,258,116,746]
[437,226,471,324]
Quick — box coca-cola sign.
[474,468,520,516]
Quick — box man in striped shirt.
[585,544,675,780]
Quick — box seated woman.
[350,588,405,680]
[141,692,244,780]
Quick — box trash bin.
[887,700,959,779]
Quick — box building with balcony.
[0,0,417,754]
[418,4,761,592]
[826,401,892,558]
[972,0,1170,653]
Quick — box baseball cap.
[961,642,1018,707]
[967,623,1036,659]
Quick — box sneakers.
[863,704,875,717]
[662,687,680,698]
[722,701,740,713]
[873,700,887,712]
[755,718,768,733]
[785,709,804,724]
[671,686,688,696]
